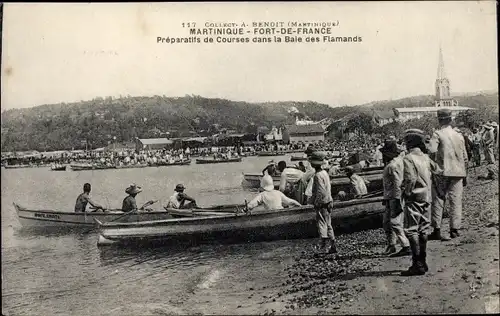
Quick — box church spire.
[437,45,446,80]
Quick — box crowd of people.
[73,109,498,278]
[241,109,498,277]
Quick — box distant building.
[135,138,173,151]
[264,126,283,141]
[283,124,325,144]
[372,110,396,126]
[394,47,472,123]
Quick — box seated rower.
[247,175,302,211]
[337,166,369,200]
[75,183,104,212]
[262,160,279,177]
[122,183,144,212]
[166,184,198,209]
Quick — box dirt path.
[264,163,499,315]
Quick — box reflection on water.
[2,155,304,315]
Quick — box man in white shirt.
[277,161,304,198]
[247,175,301,211]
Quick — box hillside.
[1,92,497,152]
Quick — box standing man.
[482,123,496,165]
[380,138,411,257]
[309,151,337,254]
[470,127,482,167]
[401,129,438,276]
[277,161,304,198]
[74,183,104,212]
[428,109,468,241]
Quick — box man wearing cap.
[166,184,197,209]
[400,128,439,275]
[482,123,496,164]
[247,174,302,211]
[309,151,337,254]
[380,137,411,257]
[122,183,143,212]
[428,108,468,241]
[277,160,304,199]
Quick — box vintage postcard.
[1,2,498,315]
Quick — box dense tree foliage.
[1,92,497,151]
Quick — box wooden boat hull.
[13,203,173,229]
[257,151,287,157]
[152,160,191,166]
[70,164,115,171]
[242,170,383,195]
[290,155,307,161]
[114,164,148,169]
[51,166,67,171]
[195,157,242,164]
[96,196,385,247]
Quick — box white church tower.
[434,46,458,107]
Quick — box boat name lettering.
[34,213,61,219]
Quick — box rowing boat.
[195,157,242,164]
[242,169,384,195]
[51,165,67,171]
[70,164,115,171]
[96,195,385,247]
[257,151,288,157]
[13,203,173,229]
[152,159,191,166]
[290,155,307,161]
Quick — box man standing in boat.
[336,166,369,201]
[74,183,104,212]
[309,151,337,254]
[166,184,198,209]
[277,161,304,198]
[247,175,302,211]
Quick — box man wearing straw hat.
[401,128,440,276]
[380,137,411,257]
[122,183,143,213]
[247,174,302,211]
[482,123,496,165]
[428,108,468,241]
[309,151,337,254]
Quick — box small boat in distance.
[152,159,191,167]
[51,164,67,171]
[195,157,242,164]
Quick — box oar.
[107,200,158,223]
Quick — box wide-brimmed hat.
[175,184,186,192]
[437,108,452,120]
[309,151,327,166]
[260,174,275,191]
[125,183,142,194]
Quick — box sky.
[1,1,498,110]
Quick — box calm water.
[1,155,310,315]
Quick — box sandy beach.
[228,163,499,315]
